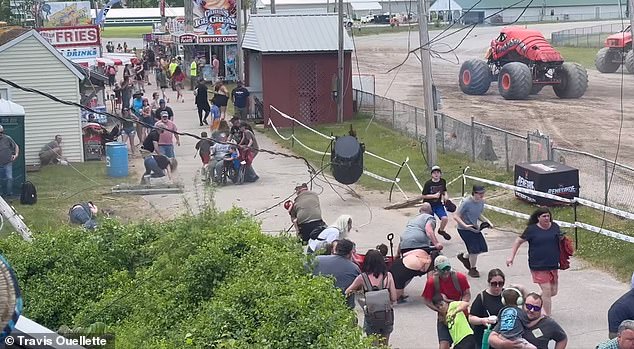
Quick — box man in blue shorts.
[422,166,451,241]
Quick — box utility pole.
[337,0,344,123]
[160,0,166,31]
[629,0,634,42]
[184,0,193,31]
[417,0,437,167]
[237,0,243,80]
[271,0,276,13]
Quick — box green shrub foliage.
[0,209,371,348]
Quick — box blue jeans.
[144,156,165,178]
[0,163,13,196]
[159,145,175,158]
[69,207,97,230]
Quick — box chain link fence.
[552,147,634,211]
[551,23,629,48]
[354,88,634,211]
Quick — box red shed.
[242,14,354,128]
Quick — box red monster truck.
[458,27,588,100]
[595,25,633,73]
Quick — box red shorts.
[531,269,558,284]
[200,154,210,165]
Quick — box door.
[297,61,318,124]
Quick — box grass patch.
[260,113,507,196]
[350,24,457,37]
[261,114,634,281]
[101,26,153,39]
[554,46,599,69]
[5,162,144,235]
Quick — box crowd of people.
[297,166,634,349]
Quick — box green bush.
[0,209,371,348]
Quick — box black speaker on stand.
[331,135,365,185]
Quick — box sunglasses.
[490,281,504,287]
[525,304,542,312]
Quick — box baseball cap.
[160,111,169,117]
[431,165,441,173]
[159,99,166,104]
[0,125,4,132]
[434,255,451,271]
[294,183,308,191]
[473,185,486,193]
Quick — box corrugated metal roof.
[242,14,354,53]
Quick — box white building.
[0,28,84,165]
[429,0,626,24]
[256,0,415,17]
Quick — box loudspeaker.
[331,135,365,185]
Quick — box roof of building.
[445,0,623,9]
[0,29,83,79]
[0,26,30,47]
[242,14,354,53]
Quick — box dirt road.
[352,21,634,162]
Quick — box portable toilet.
[0,99,26,193]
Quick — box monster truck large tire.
[497,62,532,100]
[595,47,621,73]
[625,50,634,73]
[553,62,588,99]
[459,59,491,95]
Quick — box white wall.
[484,5,625,23]
[0,36,83,165]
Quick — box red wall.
[261,52,353,128]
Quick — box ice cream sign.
[192,0,237,35]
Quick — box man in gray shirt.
[312,239,360,308]
[398,203,443,255]
[454,185,493,278]
[0,125,19,198]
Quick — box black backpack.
[20,181,37,205]
[308,224,328,240]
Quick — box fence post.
[504,132,509,172]
[527,132,531,162]
[546,135,552,160]
[604,159,609,204]
[573,203,579,250]
[414,107,419,140]
[441,113,446,152]
[471,116,476,161]
[291,119,295,149]
[373,91,376,118]
[391,99,396,129]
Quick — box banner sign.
[40,1,91,27]
[197,35,237,44]
[38,26,101,48]
[178,33,198,44]
[192,0,237,35]
[38,25,101,47]
[95,0,122,25]
[59,47,100,59]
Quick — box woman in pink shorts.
[506,207,563,316]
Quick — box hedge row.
[0,209,371,348]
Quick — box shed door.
[297,61,318,124]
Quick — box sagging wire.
[0,76,318,180]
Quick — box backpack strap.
[450,271,463,298]
[361,273,373,292]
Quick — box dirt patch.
[353,32,634,163]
